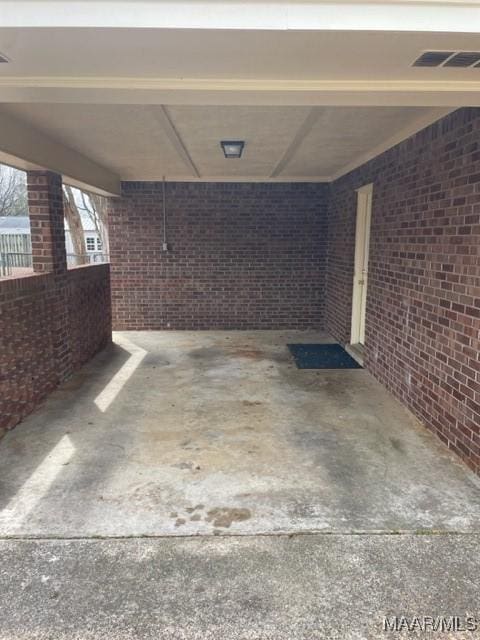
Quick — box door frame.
[350,183,373,347]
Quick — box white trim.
[1,1,480,32]
[119,176,333,183]
[350,183,373,346]
[2,77,480,94]
[345,343,364,367]
[0,78,478,109]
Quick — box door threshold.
[345,343,364,367]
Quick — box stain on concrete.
[242,400,263,407]
[206,508,252,528]
[58,372,90,391]
[174,518,186,528]
[188,347,225,360]
[142,354,170,367]
[390,437,406,454]
[231,349,264,360]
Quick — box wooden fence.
[0,234,32,262]
[0,234,33,276]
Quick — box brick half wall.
[0,264,111,432]
[109,182,329,330]
[326,108,480,473]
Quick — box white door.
[350,184,373,346]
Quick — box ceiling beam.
[1,79,480,107]
[0,108,121,196]
[270,108,320,178]
[150,106,200,178]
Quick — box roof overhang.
[0,1,479,191]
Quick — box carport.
[1,329,480,538]
[0,1,480,637]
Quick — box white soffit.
[1,29,480,107]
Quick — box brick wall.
[326,107,480,473]
[109,182,329,330]
[0,265,111,432]
[27,171,66,274]
[0,168,112,435]
[67,265,112,370]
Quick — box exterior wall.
[109,182,329,330]
[0,265,111,433]
[326,108,480,473]
[27,171,67,275]
[67,265,112,370]
[0,169,112,435]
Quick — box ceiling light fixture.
[220,140,245,159]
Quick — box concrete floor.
[1,330,480,537]
[1,534,480,640]
[2,330,480,639]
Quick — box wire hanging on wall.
[162,176,169,252]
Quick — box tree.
[63,185,109,260]
[0,165,28,216]
[78,190,109,254]
[63,185,86,258]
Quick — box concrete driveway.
[1,331,479,638]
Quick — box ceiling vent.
[413,51,480,68]
[443,52,480,67]
[413,51,454,67]
[0,53,9,63]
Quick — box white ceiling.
[0,9,478,191]
[0,103,441,182]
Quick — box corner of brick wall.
[325,107,480,474]
[0,169,113,433]
[0,265,112,433]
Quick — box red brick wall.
[27,171,66,274]
[326,108,480,473]
[109,182,328,330]
[67,265,112,370]
[0,264,111,432]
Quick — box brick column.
[27,171,67,274]
[26,170,72,380]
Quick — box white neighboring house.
[0,216,30,241]
[0,212,107,275]
[64,208,104,259]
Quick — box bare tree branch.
[0,166,27,216]
[63,185,86,256]
[89,193,109,253]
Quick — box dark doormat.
[287,343,363,369]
